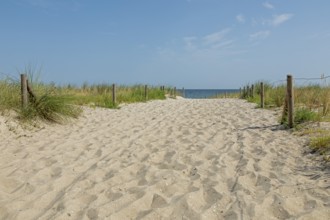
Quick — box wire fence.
[240,74,330,128]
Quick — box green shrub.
[294,108,318,124]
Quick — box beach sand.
[0,98,329,220]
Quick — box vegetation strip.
[240,80,330,161]
[0,74,170,123]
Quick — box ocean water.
[178,89,239,99]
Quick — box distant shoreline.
[178,89,239,99]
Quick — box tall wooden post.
[112,84,116,105]
[251,84,254,98]
[174,87,176,98]
[287,75,294,128]
[26,79,36,103]
[246,85,250,98]
[145,85,148,101]
[21,74,28,108]
[260,82,264,108]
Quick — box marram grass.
[310,135,330,160]
[0,77,167,123]
[241,82,330,124]
[60,84,166,108]
[19,94,81,123]
[241,81,330,160]
[0,78,21,111]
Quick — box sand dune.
[0,99,329,220]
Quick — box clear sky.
[1,0,329,88]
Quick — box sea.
[178,89,239,99]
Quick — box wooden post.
[260,82,264,108]
[174,87,176,98]
[182,87,185,98]
[112,83,116,105]
[282,93,288,124]
[145,85,148,101]
[246,85,250,98]
[242,87,245,98]
[26,79,36,103]
[21,74,28,108]
[239,87,241,97]
[287,75,294,128]
[251,84,254,98]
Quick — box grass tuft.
[310,135,330,158]
[294,108,319,124]
[19,94,81,123]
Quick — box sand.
[0,98,329,220]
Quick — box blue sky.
[1,0,329,88]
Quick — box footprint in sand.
[94,149,102,157]
[86,208,98,220]
[105,189,123,201]
[256,175,271,192]
[51,167,62,178]
[151,194,167,208]
[271,195,291,219]
[203,186,223,205]
[103,170,115,181]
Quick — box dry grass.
[0,75,167,123]
[241,81,330,160]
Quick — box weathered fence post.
[182,87,185,98]
[174,87,176,98]
[26,79,36,103]
[145,85,148,101]
[21,74,28,108]
[251,84,254,98]
[112,83,116,105]
[246,85,250,98]
[287,75,294,128]
[260,82,264,108]
[239,87,242,97]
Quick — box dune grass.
[57,83,166,108]
[0,74,167,123]
[241,82,330,159]
[0,75,81,123]
[241,82,330,120]
[0,78,21,111]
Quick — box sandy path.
[0,99,329,220]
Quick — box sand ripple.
[0,99,329,219]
